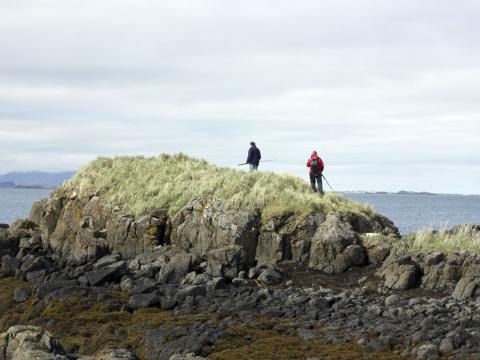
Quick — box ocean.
[0,188,479,235]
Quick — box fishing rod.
[237,159,278,166]
[322,174,335,193]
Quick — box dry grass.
[58,154,375,222]
[362,225,480,257]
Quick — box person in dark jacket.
[246,142,261,171]
[307,151,324,194]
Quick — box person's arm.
[307,159,311,168]
[246,148,253,164]
[319,158,325,172]
[258,149,261,161]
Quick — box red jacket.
[307,154,324,174]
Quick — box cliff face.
[29,187,397,272]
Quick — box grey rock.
[415,343,438,359]
[206,245,246,280]
[86,268,123,286]
[128,292,159,308]
[257,267,283,285]
[308,215,364,273]
[13,288,32,303]
[2,255,22,277]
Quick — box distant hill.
[0,171,75,188]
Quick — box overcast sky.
[1,0,479,193]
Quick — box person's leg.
[253,164,259,171]
[309,172,317,192]
[249,164,255,172]
[316,174,324,194]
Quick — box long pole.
[237,159,277,166]
[322,174,335,193]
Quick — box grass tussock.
[59,154,375,221]
[362,225,480,257]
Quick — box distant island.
[342,190,439,195]
[0,171,75,189]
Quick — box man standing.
[246,141,261,171]
[307,151,324,194]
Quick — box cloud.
[0,0,479,193]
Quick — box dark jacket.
[246,146,261,166]
[307,154,324,175]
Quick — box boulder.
[206,245,245,280]
[309,215,365,273]
[86,268,123,286]
[128,292,159,309]
[377,256,420,291]
[1,256,22,277]
[257,266,284,286]
[365,241,391,265]
[0,325,67,360]
[452,263,480,300]
[13,288,32,303]
[157,253,194,284]
[89,349,138,360]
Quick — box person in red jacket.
[307,151,324,194]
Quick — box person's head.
[250,141,256,146]
[312,150,317,155]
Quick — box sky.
[1,0,479,194]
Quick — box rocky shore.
[0,171,480,359]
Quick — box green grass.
[363,225,480,257]
[59,154,376,221]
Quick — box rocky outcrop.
[309,215,366,273]
[170,196,260,267]
[27,180,401,272]
[0,325,67,360]
[30,193,168,265]
[377,251,480,299]
[0,325,137,360]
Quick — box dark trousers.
[309,172,324,194]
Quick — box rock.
[36,280,89,301]
[232,278,248,287]
[206,245,246,280]
[0,224,9,229]
[13,288,32,303]
[129,277,157,294]
[91,348,138,360]
[385,294,402,307]
[308,215,365,273]
[1,256,22,277]
[128,292,159,309]
[86,268,123,286]
[206,277,226,295]
[93,254,121,270]
[257,267,283,285]
[175,285,206,303]
[157,253,193,284]
[415,343,438,359]
[378,256,420,291]
[366,241,391,265]
[0,325,68,360]
[169,196,260,267]
[452,263,480,300]
[169,353,205,360]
